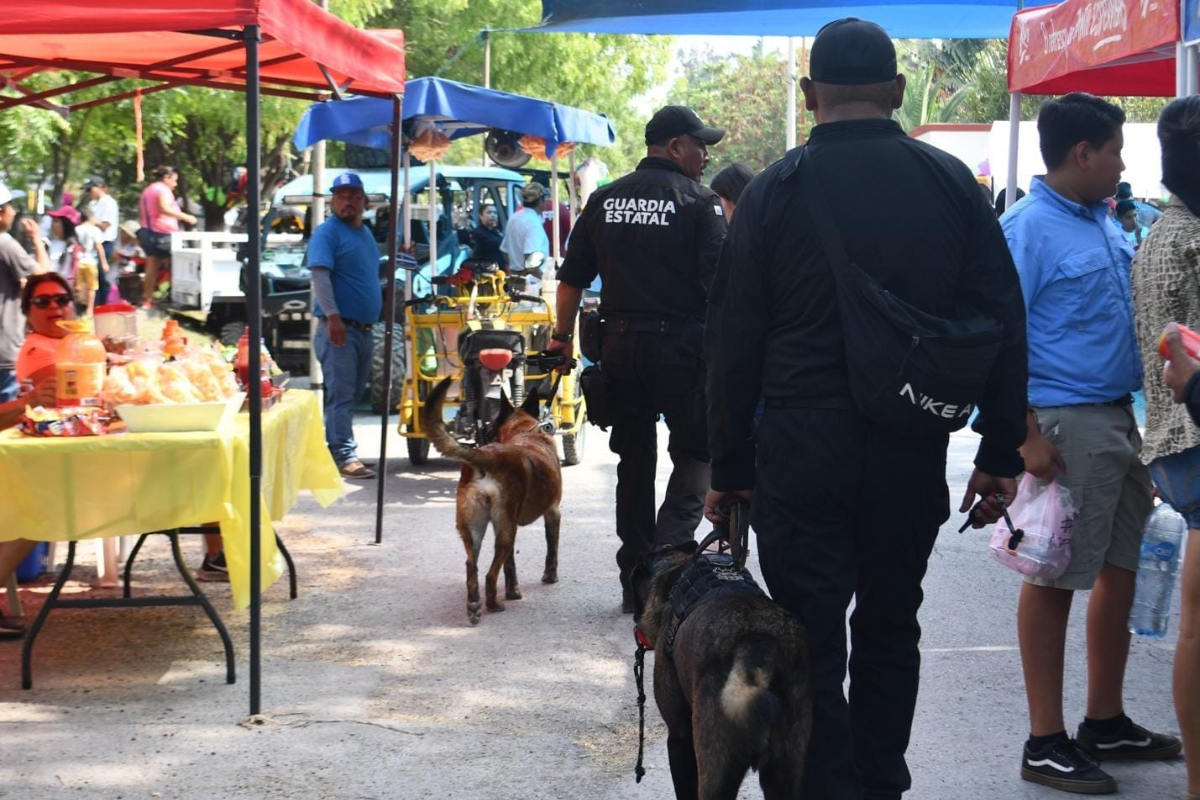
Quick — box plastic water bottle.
[1129,504,1187,637]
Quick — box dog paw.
[542,570,558,584]
[505,587,523,600]
[486,599,505,612]
[467,602,482,625]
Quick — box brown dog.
[422,377,562,625]
[640,545,812,800]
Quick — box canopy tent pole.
[550,153,562,272]
[567,149,579,223]
[375,94,404,546]
[1188,45,1198,95]
[244,22,265,718]
[786,37,797,151]
[483,29,492,164]
[429,160,438,276]
[1005,91,1021,211]
[309,142,326,389]
[1179,42,1189,97]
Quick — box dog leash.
[632,626,652,782]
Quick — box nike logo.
[1027,758,1076,773]
[1095,738,1151,749]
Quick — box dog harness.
[662,549,764,660]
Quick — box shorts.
[75,261,99,292]
[136,228,172,258]
[1148,445,1200,529]
[1025,403,1153,590]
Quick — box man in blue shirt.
[1002,93,1180,794]
[501,182,551,293]
[308,172,383,479]
[1115,181,1163,229]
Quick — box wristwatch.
[550,331,574,344]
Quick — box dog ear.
[521,385,541,418]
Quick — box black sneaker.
[196,551,229,583]
[1076,716,1182,761]
[1021,738,1117,794]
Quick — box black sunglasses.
[31,294,72,309]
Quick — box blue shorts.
[1148,445,1200,529]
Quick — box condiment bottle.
[55,320,107,407]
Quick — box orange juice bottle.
[56,320,107,407]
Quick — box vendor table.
[0,390,343,687]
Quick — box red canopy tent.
[0,0,406,717]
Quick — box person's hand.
[326,315,347,347]
[705,488,754,525]
[18,217,40,242]
[1162,323,1200,404]
[959,470,1018,528]
[1020,425,1066,481]
[546,337,574,374]
[183,213,198,226]
[21,376,56,408]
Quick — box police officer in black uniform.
[548,105,727,612]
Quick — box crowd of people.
[541,18,1200,800]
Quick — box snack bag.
[989,473,1077,580]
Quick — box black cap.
[645,106,724,146]
[810,18,898,86]
[1116,181,1133,199]
[82,175,106,189]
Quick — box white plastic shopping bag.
[989,473,1077,580]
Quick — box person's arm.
[706,178,770,496]
[158,188,197,226]
[95,237,109,274]
[310,267,345,347]
[17,218,50,274]
[0,376,56,431]
[695,194,728,295]
[549,205,600,366]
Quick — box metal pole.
[375,95,403,545]
[483,30,491,165]
[567,149,579,224]
[799,37,808,144]
[1179,42,1189,97]
[1005,91,1021,211]
[550,153,561,278]
[1188,45,1198,95]
[244,22,264,718]
[786,37,797,151]
[309,0,328,388]
[429,160,438,275]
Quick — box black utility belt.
[605,317,699,336]
[322,317,373,333]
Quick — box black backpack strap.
[798,147,853,282]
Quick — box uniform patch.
[603,197,676,226]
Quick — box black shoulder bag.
[799,149,1004,435]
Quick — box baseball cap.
[809,18,898,86]
[82,175,106,189]
[521,182,547,204]
[645,106,725,146]
[0,182,11,206]
[47,204,81,225]
[1116,182,1133,199]
[331,172,364,192]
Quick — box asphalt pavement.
[0,410,1188,799]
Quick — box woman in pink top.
[137,165,196,308]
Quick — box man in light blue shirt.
[308,172,383,479]
[501,182,551,293]
[1001,93,1179,794]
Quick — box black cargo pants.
[753,404,949,800]
[601,321,710,582]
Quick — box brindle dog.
[422,377,562,625]
[640,546,813,800]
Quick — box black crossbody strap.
[798,147,853,281]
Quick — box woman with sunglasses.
[16,272,76,386]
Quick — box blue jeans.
[314,321,372,466]
[0,368,17,403]
[1149,445,1200,528]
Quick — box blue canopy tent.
[530,0,1019,37]
[294,77,615,542]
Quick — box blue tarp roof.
[293,76,615,156]
[528,0,1022,39]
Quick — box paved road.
[0,411,1187,799]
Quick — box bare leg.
[1085,561,1136,720]
[1019,581,1074,735]
[203,533,223,558]
[1177,529,1200,795]
[0,540,38,586]
[543,506,560,584]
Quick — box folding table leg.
[122,533,151,599]
[275,534,298,600]
[166,532,236,685]
[22,541,77,690]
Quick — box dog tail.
[421,377,493,472]
[720,638,784,737]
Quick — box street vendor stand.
[293,78,616,545]
[0,0,406,714]
[1001,0,1200,211]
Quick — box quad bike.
[397,257,586,466]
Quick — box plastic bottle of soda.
[1129,504,1187,637]
[55,320,108,407]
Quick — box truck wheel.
[406,431,430,465]
[370,322,405,414]
[219,321,246,347]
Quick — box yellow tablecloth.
[0,390,343,610]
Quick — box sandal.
[0,613,26,640]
